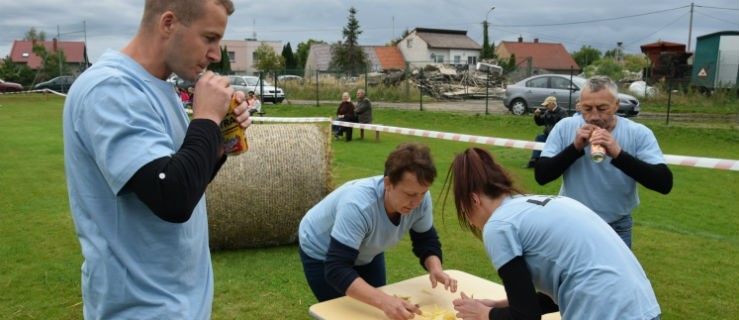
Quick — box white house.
[220,39,283,75]
[397,28,481,68]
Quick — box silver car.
[503,74,640,117]
[228,75,285,104]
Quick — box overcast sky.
[1,0,737,64]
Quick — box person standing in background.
[62,0,250,318]
[355,88,372,139]
[535,76,672,248]
[524,96,568,168]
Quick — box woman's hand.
[428,269,458,293]
[379,294,421,320]
[453,292,493,320]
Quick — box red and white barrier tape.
[256,117,739,171]
[0,89,67,96]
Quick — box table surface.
[308,269,561,320]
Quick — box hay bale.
[206,123,332,250]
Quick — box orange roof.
[497,41,580,71]
[10,40,87,69]
[374,46,406,70]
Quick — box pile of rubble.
[368,64,506,100]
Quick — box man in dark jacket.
[355,89,372,139]
[524,96,568,168]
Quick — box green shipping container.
[691,31,739,90]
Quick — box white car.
[228,75,285,104]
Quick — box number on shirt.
[526,197,553,206]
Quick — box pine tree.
[330,7,368,76]
[480,21,495,60]
[282,42,297,71]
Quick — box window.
[22,52,30,57]
[433,55,444,63]
[468,56,477,65]
[527,77,548,88]
[252,52,258,63]
[550,77,572,90]
[454,55,461,64]
[407,39,413,48]
[228,51,235,63]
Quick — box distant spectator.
[177,86,192,108]
[246,91,261,116]
[333,92,356,141]
[524,96,568,168]
[355,89,372,139]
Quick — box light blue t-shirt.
[299,176,434,265]
[541,115,666,222]
[484,195,660,319]
[63,50,213,319]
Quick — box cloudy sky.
[1,0,737,63]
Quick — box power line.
[489,5,690,28]
[695,5,739,10]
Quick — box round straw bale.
[206,123,332,250]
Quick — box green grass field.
[0,94,737,319]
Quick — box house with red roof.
[9,39,89,74]
[495,37,580,76]
[304,44,407,77]
[397,28,481,68]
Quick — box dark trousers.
[341,126,353,141]
[299,247,386,302]
[529,133,548,162]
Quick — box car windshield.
[571,76,587,88]
[244,77,273,87]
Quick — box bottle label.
[220,97,248,155]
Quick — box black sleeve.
[610,150,673,194]
[533,114,545,126]
[125,119,225,223]
[534,143,584,185]
[409,226,443,270]
[325,236,361,294]
[489,256,559,320]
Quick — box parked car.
[34,75,75,93]
[228,75,285,103]
[0,79,23,93]
[277,74,304,84]
[166,74,196,91]
[503,74,640,117]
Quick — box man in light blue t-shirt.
[535,76,672,248]
[62,1,251,319]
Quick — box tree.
[571,45,601,68]
[0,55,35,85]
[480,21,495,60]
[387,28,410,46]
[209,46,232,74]
[24,27,46,41]
[501,54,517,74]
[253,42,285,75]
[583,57,625,80]
[623,54,648,73]
[330,7,368,76]
[281,42,297,72]
[295,39,326,72]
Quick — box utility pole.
[57,25,62,77]
[687,2,694,52]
